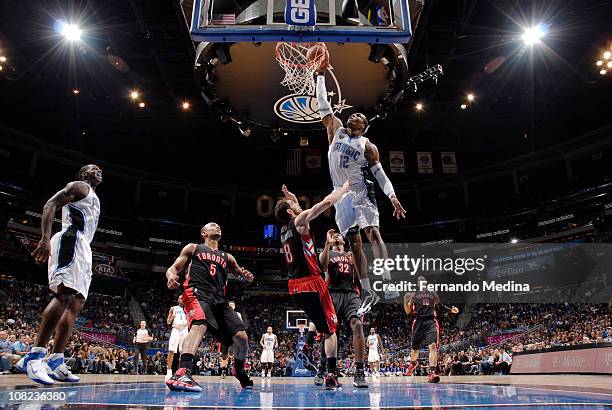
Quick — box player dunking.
[367,328,383,376]
[165,296,188,381]
[403,276,459,383]
[316,229,368,388]
[274,182,349,390]
[260,326,278,378]
[315,51,406,304]
[165,223,254,391]
[17,165,102,385]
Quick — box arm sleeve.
[316,75,333,118]
[370,163,396,199]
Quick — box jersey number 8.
[283,244,293,263]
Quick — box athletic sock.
[305,331,316,347]
[360,278,372,291]
[234,359,245,372]
[48,352,64,361]
[179,353,194,372]
[172,352,180,372]
[327,357,337,374]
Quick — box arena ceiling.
[0,0,610,185]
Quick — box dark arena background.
[0,0,611,409]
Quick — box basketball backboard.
[181,0,412,43]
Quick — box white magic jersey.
[367,334,379,351]
[172,306,188,328]
[328,127,369,190]
[60,186,101,244]
[47,185,101,300]
[263,334,276,351]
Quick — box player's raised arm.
[32,181,90,264]
[167,307,175,325]
[227,253,254,283]
[319,229,336,271]
[166,243,196,289]
[364,141,406,220]
[316,69,342,145]
[294,181,349,233]
[403,292,414,315]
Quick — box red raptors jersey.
[183,243,229,304]
[280,219,321,279]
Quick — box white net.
[275,42,327,95]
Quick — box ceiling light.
[604,51,611,59]
[130,90,139,100]
[467,93,474,101]
[415,103,423,111]
[139,102,145,108]
[522,24,546,46]
[60,23,82,42]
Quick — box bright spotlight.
[596,60,603,66]
[522,24,546,46]
[467,93,475,101]
[72,89,80,95]
[510,238,519,244]
[415,103,423,111]
[182,101,190,110]
[0,65,3,71]
[460,104,467,110]
[60,23,82,42]
[130,91,139,100]
[0,56,6,62]
[604,51,611,59]
[139,102,146,108]
[607,61,612,68]
[600,69,607,75]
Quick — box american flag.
[211,14,236,25]
[286,149,301,176]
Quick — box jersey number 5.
[339,155,349,169]
[210,263,217,276]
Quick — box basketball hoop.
[297,323,306,336]
[275,42,326,95]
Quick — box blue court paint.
[1,378,611,408]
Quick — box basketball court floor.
[0,374,610,408]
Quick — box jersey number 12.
[339,155,349,169]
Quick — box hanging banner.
[389,151,405,173]
[417,152,433,174]
[441,152,458,174]
[304,149,321,174]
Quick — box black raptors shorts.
[411,317,439,350]
[331,290,361,326]
[182,288,246,346]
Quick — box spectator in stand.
[0,330,20,371]
[494,349,512,375]
[480,350,494,375]
[13,335,31,357]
